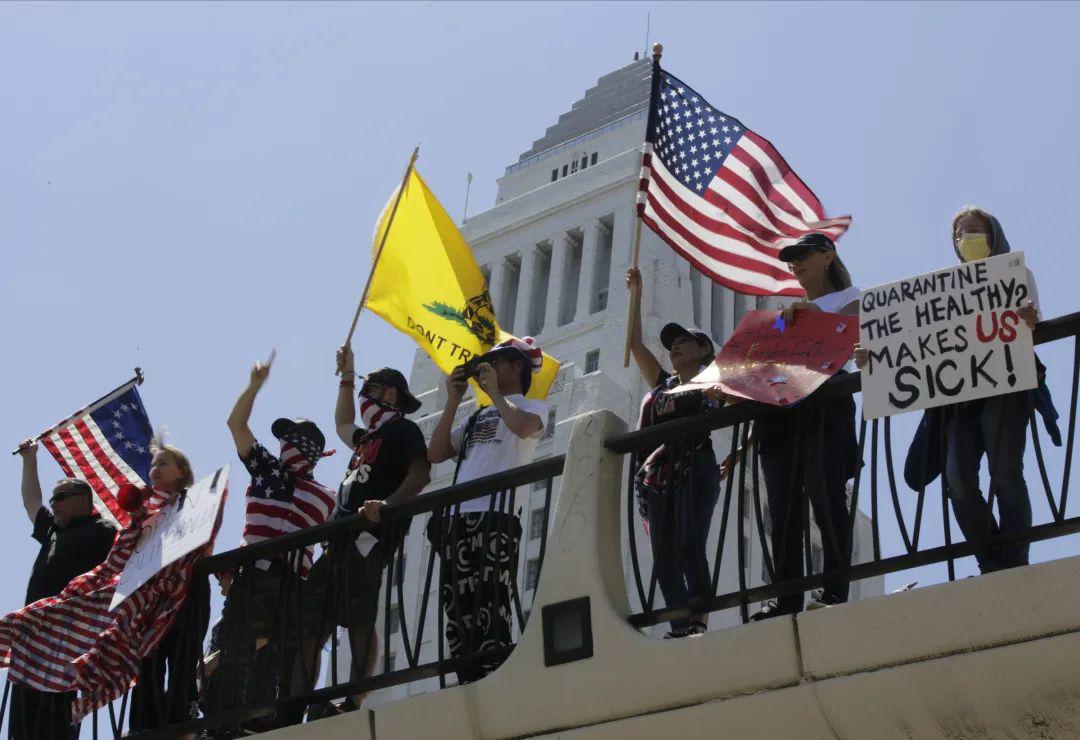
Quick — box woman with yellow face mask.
[907,206,1049,575]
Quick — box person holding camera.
[426,336,547,683]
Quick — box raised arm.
[335,344,360,446]
[227,360,271,459]
[427,367,467,464]
[626,267,664,386]
[18,440,43,523]
[477,364,543,439]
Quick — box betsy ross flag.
[38,375,153,529]
[640,65,851,296]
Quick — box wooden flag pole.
[343,145,421,349]
[622,42,663,368]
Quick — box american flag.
[38,378,153,529]
[0,489,200,722]
[640,68,851,296]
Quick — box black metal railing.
[0,456,563,739]
[610,312,1080,630]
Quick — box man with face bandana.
[206,358,337,730]
[285,346,430,720]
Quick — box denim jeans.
[944,391,1032,573]
[644,446,720,631]
[758,395,856,614]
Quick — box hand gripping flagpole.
[342,145,421,352]
[623,43,663,368]
[12,368,145,454]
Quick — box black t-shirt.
[641,369,716,428]
[336,418,427,521]
[25,507,116,605]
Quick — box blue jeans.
[644,447,720,631]
[944,392,1032,573]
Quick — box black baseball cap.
[778,233,837,263]
[362,367,422,415]
[270,418,326,455]
[660,322,715,356]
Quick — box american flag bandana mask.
[280,434,323,469]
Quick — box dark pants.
[643,447,720,631]
[758,396,856,614]
[129,575,211,732]
[6,684,79,740]
[944,392,1032,573]
[202,564,286,718]
[427,512,522,684]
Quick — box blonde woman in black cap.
[626,266,723,638]
[750,233,860,620]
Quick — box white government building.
[352,55,881,704]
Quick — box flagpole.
[343,145,421,350]
[623,42,663,368]
[12,368,144,454]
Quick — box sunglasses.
[50,490,87,505]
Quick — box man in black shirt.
[285,347,429,720]
[11,440,116,740]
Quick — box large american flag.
[38,378,153,529]
[640,68,851,296]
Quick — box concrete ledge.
[257,708,374,740]
[798,554,1080,679]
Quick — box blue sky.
[2,0,1079,721]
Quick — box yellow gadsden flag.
[365,168,560,400]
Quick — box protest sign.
[111,465,229,609]
[859,252,1037,419]
[682,309,858,406]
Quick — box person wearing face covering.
[893,206,1061,574]
[207,358,336,731]
[748,233,861,620]
[625,266,723,638]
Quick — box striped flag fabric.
[38,378,153,529]
[0,488,199,722]
[640,67,851,296]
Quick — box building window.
[595,289,608,311]
[529,508,546,540]
[532,477,549,492]
[585,349,600,375]
[526,558,540,591]
[542,408,556,440]
[580,156,588,170]
[590,152,598,165]
[551,168,558,182]
[389,608,400,635]
[562,164,568,177]
[570,159,578,174]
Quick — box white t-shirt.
[811,285,860,314]
[449,394,548,514]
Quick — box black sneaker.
[687,621,708,637]
[806,590,844,610]
[663,626,690,639]
[749,600,797,621]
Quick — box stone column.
[696,273,711,333]
[488,256,508,326]
[543,233,570,335]
[576,219,602,320]
[514,247,541,336]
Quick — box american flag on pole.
[640,66,851,296]
[38,375,153,529]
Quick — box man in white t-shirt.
[427,336,547,682]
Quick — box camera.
[456,355,483,380]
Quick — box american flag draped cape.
[0,489,206,723]
[37,374,154,528]
[638,59,851,297]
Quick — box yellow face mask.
[957,233,991,262]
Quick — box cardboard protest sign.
[111,466,229,610]
[684,309,858,406]
[859,252,1037,419]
